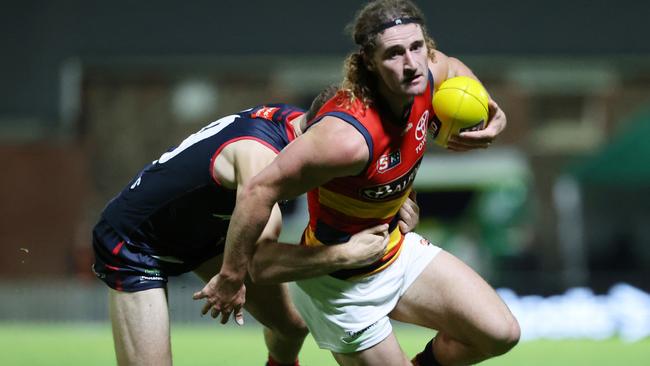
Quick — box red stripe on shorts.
[112,241,124,255]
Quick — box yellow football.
[431,76,489,147]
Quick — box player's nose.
[403,50,416,69]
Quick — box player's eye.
[385,49,404,60]
[411,41,424,52]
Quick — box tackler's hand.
[341,224,390,268]
[398,190,420,234]
[193,273,246,325]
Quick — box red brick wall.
[0,143,93,278]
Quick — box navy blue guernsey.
[101,104,303,258]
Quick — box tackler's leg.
[110,287,172,366]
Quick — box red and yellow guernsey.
[304,73,435,279]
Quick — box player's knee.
[484,315,520,357]
[271,317,309,340]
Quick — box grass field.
[1,322,648,365]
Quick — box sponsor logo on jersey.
[251,107,280,121]
[415,110,429,141]
[377,150,401,173]
[361,160,421,201]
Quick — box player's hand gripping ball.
[432,76,489,147]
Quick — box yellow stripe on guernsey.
[318,187,410,219]
[303,225,404,278]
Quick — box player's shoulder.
[428,49,450,89]
[310,91,374,132]
[304,115,368,158]
[248,103,304,123]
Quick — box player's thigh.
[245,281,307,338]
[390,250,517,346]
[109,288,171,365]
[332,333,410,366]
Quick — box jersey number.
[157,114,239,164]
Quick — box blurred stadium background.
[1,0,650,364]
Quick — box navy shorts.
[92,218,223,292]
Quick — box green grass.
[1,322,648,365]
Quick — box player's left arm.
[428,50,507,151]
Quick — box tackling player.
[92,87,421,366]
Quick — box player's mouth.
[403,74,422,85]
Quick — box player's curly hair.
[341,0,436,107]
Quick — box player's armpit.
[211,139,278,189]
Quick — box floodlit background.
[1,0,649,364]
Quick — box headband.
[371,16,423,35]
[355,17,423,45]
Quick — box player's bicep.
[251,118,369,201]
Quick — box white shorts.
[289,232,441,353]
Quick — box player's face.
[370,23,429,103]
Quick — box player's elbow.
[238,178,276,210]
[248,264,278,285]
[247,258,266,284]
[248,245,276,284]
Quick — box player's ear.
[364,56,375,72]
[361,50,374,72]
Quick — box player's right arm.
[221,116,369,280]
[212,135,391,284]
[197,117,369,322]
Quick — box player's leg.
[109,287,172,366]
[92,219,174,366]
[245,282,308,365]
[390,250,520,365]
[194,256,308,365]
[331,332,411,366]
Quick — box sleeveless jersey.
[101,104,303,257]
[305,73,435,279]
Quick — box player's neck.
[378,84,414,124]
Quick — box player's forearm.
[220,187,274,281]
[249,242,350,284]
